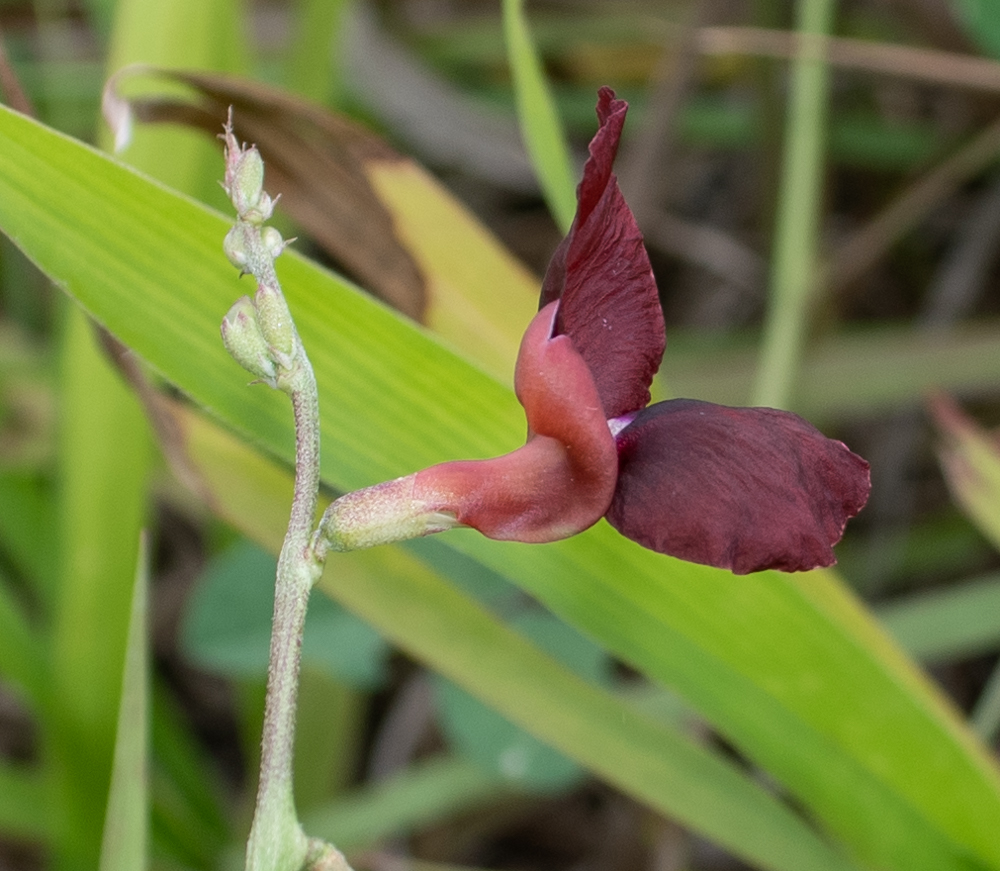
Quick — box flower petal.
[539,87,665,420]
[605,400,871,574]
[514,302,610,448]
[412,302,618,543]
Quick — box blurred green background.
[4,1,1000,870]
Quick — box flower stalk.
[219,116,349,871]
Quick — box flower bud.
[221,115,276,224]
[254,282,295,357]
[243,190,275,226]
[319,475,459,552]
[261,226,287,259]
[223,224,251,271]
[227,145,263,211]
[221,296,278,384]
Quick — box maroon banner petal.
[605,400,871,574]
[539,87,665,420]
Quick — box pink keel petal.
[606,400,871,574]
[540,87,665,420]
[412,436,610,543]
[413,303,618,543]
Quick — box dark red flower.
[327,88,870,573]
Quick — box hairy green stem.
[245,342,318,871]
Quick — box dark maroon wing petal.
[606,400,871,574]
[539,87,665,420]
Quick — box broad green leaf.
[433,611,611,790]
[121,73,1000,408]
[292,668,367,811]
[405,536,518,610]
[318,544,863,871]
[457,539,1000,871]
[180,541,274,677]
[952,0,1000,60]
[0,106,998,871]
[367,158,538,380]
[502,0,577,232]
[182,540,389,688]
[99,534,149,871]
[434,677,584,790]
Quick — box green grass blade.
[0,569,46,706]
[0,472,57,600]
[971,666,1000,741]
[149,686,231,866]
[303,755,514,852]
[753,0,835,408]
[45,1,247,866]
[0,762,50,841]
[878,573,1000,661]
[934,395,1000,551]
[99,533,149,871]
[0,106,998,871]
[668,321,1000,421]
[48,304,152,870]
[951,0,1000,60]
[103,0,248,203]
[292,668,366,812]
[285,0,351,103]
[502,0,577,232]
